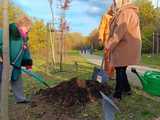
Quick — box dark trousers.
[113,66,131,99]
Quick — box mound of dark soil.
[33,78,112,107]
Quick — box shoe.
[16,100,31,104]
[112,97,121,105]
[111,93,121,104]
[123,90,132,96]
[113,92,122,100]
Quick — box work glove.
[25,65,32,70]
[104,48,110,62]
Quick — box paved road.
[82,54,160,88]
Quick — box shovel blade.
[100,92,120,120]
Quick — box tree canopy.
[135,0,160,53]
[87,0,160,53]
[0,2,26,26]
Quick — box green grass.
[21,50,95,96]
[94,50,160,68]
[141,54,160,68]
[116,90,160,120]
[94,50,104,56]
[9,50,160,120]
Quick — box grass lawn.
[141,54,160,68]
[94,50,160,68]
[9,50,160,120]
[94,50,104,56]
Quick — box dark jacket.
[0,23,32,81]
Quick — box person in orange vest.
[105,0,141,100]
[98,6,115,80]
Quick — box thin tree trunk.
[152,32,155,56]
[1,0,10,120]
[60,26,64,72]
[157,32,159,55]
[49,24,56,65]
[48,0,56,65]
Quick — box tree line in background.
[0,0,160,57]
[0,2,25,27]
[136,0,160,53]
[0,2,48,59]
[87,0,160,54]
[0,2,54,60]
[0,2,87,56]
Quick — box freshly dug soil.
[27,78,113,120]
[33,77,112,107]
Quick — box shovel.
[92,55,109,83]
[100,92,120,120]
[22,68,50,88]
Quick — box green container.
[132,68,160,96]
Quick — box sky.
[12,0,157,36]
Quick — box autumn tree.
[135,0,160,53]
[28,20,48,57]
[88,29,103,50]
[64,32,86,50]
[0,2,26,25]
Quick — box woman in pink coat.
[105,0,142,100]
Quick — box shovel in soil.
[100,92,120,120]
[22,68,50,88]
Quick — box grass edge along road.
[9,50,160,120]
[94,50,160,69]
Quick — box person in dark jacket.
[0,15,33,103]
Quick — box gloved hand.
[25,65,32,70]
[104,48,110,55]
[104,48,110,62]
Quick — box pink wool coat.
[106,4,142,67]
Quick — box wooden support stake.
[1,0,10,120]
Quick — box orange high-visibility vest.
[98,14,114,79]
[98,14,112,44]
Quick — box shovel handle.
[42,81,50,88]
[131,68,144,81]
[131,68,138,74]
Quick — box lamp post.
[1,0,10,119]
